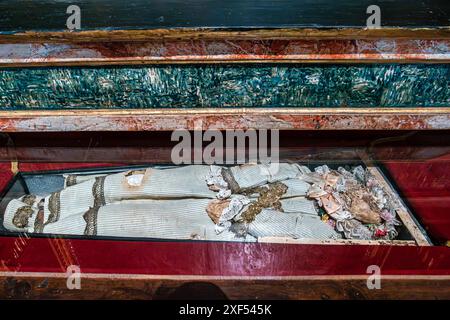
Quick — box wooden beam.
[1,28,450,44]
[1,273,449,299]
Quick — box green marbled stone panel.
[0,64,448,109]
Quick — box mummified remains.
[3,163,401,242]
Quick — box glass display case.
[0,130,449,300]
[0,131,444,246]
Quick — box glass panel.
[1,130,448,246]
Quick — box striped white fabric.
[3,164,341,243]
[63,173,106,187]
[281,178,310,198]
[97,199,254,241]
[230,163,307,189]
[280,197,317,214]
[103,165,216,203]
[43,198,255,241]
[46,179,96,220]
[44,212,87,235]
[248,209,340,240]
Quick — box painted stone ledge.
[0,109,449,132]
[0,39,449,67]
[0,64,448,110]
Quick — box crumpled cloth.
[213,195,250,234]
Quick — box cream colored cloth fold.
[229,163,308,189]
[44,179,96,221]
[280,197,317,214]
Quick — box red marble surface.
[0,39,448,65]
[1,111,449,131]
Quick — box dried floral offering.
[303,165,402,240]
[3,163,403,242]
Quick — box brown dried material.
[190,233,202,240]
[12,206,34,228]
[125,169,146,177]
[47,191,61,224]
[33,198,46,233]
[341,187,382,224]
[241,182,288,223]
[83,206,99,236]
[221,168,240,193]
[33,210,45,233]
[65,175,77,187]
[208,184,220,192]
[21,194,36,206]
[206,199,231,224]
[349,198,381,224]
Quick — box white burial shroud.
[3,165,340,241]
